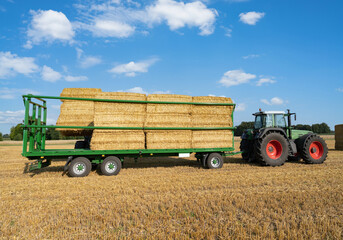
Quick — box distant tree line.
[9,123,79,140]
[234,121,332,136]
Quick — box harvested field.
[1,136,342,239]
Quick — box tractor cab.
[253,111,287,130]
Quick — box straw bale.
[60,88,102,100]
[145,130,192,149]
[91,130,145,150]
[145,113,191,128]
[94,114,146,127]
[145,94,192,128]
[94,92,147,128]
[335,124,343,150]
[56,100,96,136]
[147,94,192,114]
[192,130,233,149]
[192,96,234,128]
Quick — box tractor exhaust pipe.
[287,109,292,139]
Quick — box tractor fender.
[255,128,288,140]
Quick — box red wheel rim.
[266,140,283,159]
[309,141,324,159]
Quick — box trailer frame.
[21,94,239,174]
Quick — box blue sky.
[0,0,342,134]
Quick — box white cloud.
[336,88,343,92]
[242,54,260,59]
[235,103,246,111]
[109,58,158,77]
[239,11,265,25]
[0,87,39,99]
[76,48,102,68]
[0,51,39,78]
[222,27,232,37]
[75,0,218,38]
[219,69,256,87]
[91,19,135,38]
[81,56,102,68]
[126,87,148,94]
[0,110,25,124]
[26,10,75,48]
[256,78,276,86]
[147,0,217,35]
[117,87,171,95]
[41,65,62,82]
[261,97,284,105]
[64,75,88,82]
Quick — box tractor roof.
[253,111,285,116]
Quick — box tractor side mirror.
[294,114,296,121]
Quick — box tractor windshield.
[254,115,264,129]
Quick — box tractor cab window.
[254,115,263,129]
[265,114,273,127]
[275,114,286,128]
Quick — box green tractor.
[240,109,328,166]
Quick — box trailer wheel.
[68,157,91,177]
[206,153,223,169]
[100,156,122,176]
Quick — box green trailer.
[21,94,239,177]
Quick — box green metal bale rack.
[21,94,240,177]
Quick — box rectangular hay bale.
[192,96,234,128]
[192,130,233,149]
[91,130,145,150]
[94,92,147,128]
[57,88,101,136]
[145,130,192,149]
[335,124,343,150]
[145,94,192,128]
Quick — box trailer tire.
[68,157,91,177]
[100,156,122,176]
[206,153,223,169]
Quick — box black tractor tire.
[240,139,250,161]
[100,156,122,176]
[68,157,92,177]
[255,131,289,166]
[240,139,255,162]
[300,134,328,164]
[206,153,224,169]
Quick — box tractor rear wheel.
[255,132,288,166]
[301,135,328,164]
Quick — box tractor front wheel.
[301,135,328,164]
[255,132,288,166]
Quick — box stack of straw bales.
[56,88,101,136]
[335,124,343,150]
[145,94,192,149]
[90,92,146,150]
[192,96,234,148]
[56,88,235,151]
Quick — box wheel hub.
[268,146,274,152]
[309,141,324,160]
[266,140,283,159]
